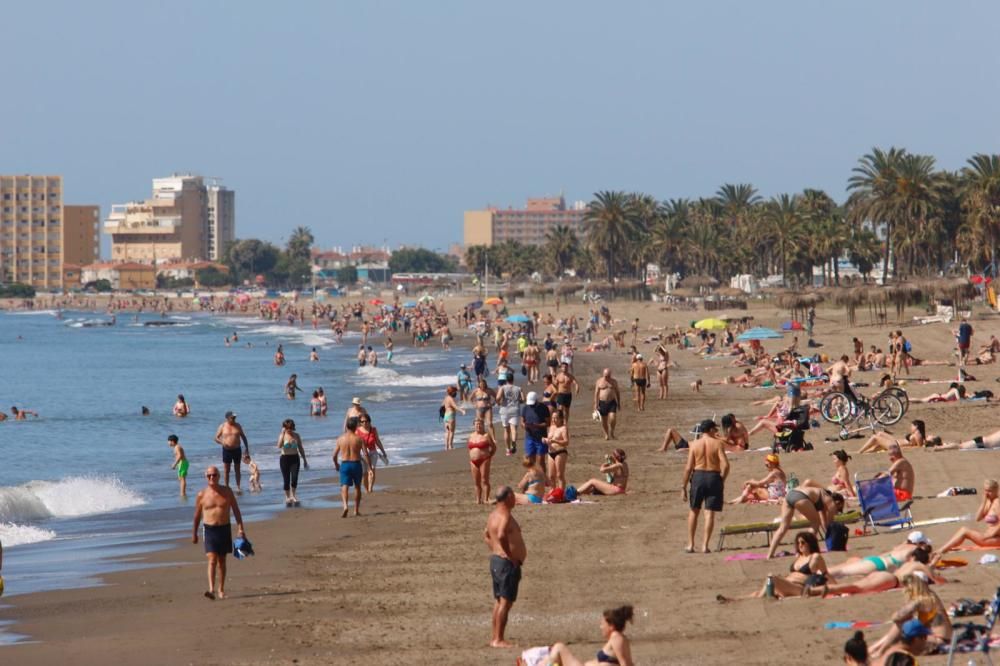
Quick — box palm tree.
[960,154,1000,274]
[847,147,906,282]
[715,183,762,224]
[584,191,639,281]
[542,224,579,277]
[762,194,802,286]
[286,226,315,262]
[650,199,690,274]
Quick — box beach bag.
[904,340,912,353]
[544,487,565,504]
[825,522,849,552]
[521,364,527,376]
[564,485,578,501]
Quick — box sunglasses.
[206,473,219,478]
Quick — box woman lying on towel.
[930,479,1000,565]
[826,531,931,577]
[806,545,939,597]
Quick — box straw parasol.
[670,287,699,299]
[715,286,746,298]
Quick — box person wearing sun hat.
[344,396,367,431]
[728,452,787,504]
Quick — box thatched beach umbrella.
[501,287,524,304]
[530,283,553,305]
[834,286,867,327]
[715,286,745,298]
[670,287,699,299]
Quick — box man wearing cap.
[629,354,649,412]
[214,411,250,493]
[344,397,367,432]
[879,618,930,662]
[520,392,550,459]
[193,465,245,600]
[681,419,730,553]
[593,368,622,440]
[484,486,526,648]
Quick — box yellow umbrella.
[694,318,728,330]
[484,297,504,306]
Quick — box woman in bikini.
[930,479,1000,564]
[766,485,845,559]
[827,532,931,577]
[466,418,497,504]
[829,450,856,499]
[543,604,634,666]
[541,374,558,413]
[577,449,629,496]
[543,410,569,489]
[857,420,931,454]
[357,415,388,493]
[869,573,951,658]
[515,455,546,505]
[655,343,670,400]
[441,386,465,451]
[812,547,936,596]
[471,379,496,436]
[729,453,786,504]
[746,532,830,599]
[915,383,966,403]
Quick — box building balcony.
[104,215,182,233]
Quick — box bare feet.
[341,508,349,518]
[216,591,226,600]
[684,546,695,553]
[204,591,215,601]
[490,640,514,648]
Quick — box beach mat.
[825,621,884,630]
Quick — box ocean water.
[0,310,458,601]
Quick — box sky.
[1,1,998,255]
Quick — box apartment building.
[0,175,100,290]
[463,195,587,247]
[106,174,235,263]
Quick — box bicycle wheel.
[882,386,909,414]
[872,394,904,426]
[821,392,856,425]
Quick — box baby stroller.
[772,406,813,453]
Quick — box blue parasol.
[736,327,783,341]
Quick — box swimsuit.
[596,649,620,664]
[548,447,568,460]
[785,489,822,510]
[633,378,647,388]
[203,523,233,555]
[490,555,521,602]
[689,470,724,511]
[597,400,618,416]
[468,439,491,467]
[339,460,363,487]
[176,458,189,478]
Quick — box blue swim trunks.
[524,433,548,458]
[339,460,363,487]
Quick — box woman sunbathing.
[869,573,951,659]
[930,479,1000,564]
[826,532,931,578]
[577,449,629,496]
[766,485,845,559]
[828,450,857,499]
[856,420,933,454]
[809,546,937,596]
[728,453,786,504]
[915,383,966,403]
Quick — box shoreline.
[3,301,999,664]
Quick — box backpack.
[904,340,912,353]
[825,522,849,552]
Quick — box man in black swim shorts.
[484,486,526,648]
[193,465,245,600]
[214,411,250,493]
[681,420,730,553]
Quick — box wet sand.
[3,299,1000,665]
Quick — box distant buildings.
[0,175,99,290]
[105,174,235,264]
[463,195,586,247]
[312,246,391,283]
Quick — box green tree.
[196,266,233,287]
[286,226,315,262]
[388,247,457,274]
[762,194,803,286]
[960,154,1000,273]
[584,191,639,281]
[543,224,580,277]
[225,239,280,282]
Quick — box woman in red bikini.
[467,418,497,504]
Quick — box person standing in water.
[285,374,302,399]
[173,394,190,417]
[214,411,250,493]
[169,434,189,497]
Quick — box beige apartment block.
[463,195,586,247]
[0,175,66,289]
[63,205,100,266]
[106,174,234,264]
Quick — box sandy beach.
[3,297,1000,665]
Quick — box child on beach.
[168,435,188,497]
[247,455,262,493]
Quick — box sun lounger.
[717,510,862,550]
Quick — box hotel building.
[105,174,235,263]
[463,195,586,247]
[0,175,100,289]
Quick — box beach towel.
[824,621,884,630]
[935,558,967,569]
[724,551,792,562]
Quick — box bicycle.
[819,387,907,441]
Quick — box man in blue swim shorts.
[334,416,371,518]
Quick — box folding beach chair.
[855,472,913,535]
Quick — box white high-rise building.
[206,183,235,261]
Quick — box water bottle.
[764,576,775,598]
[787,473,799,490]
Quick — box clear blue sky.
[2,2,997,254]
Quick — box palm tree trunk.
[882,223,893,284]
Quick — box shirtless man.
[192,465,245,600]
[333,417,370,517]
[484,486,527,648]
[213,411,250,493]
[681,419,730,553]
[593,368,622,440]
[554,362,580,423]
[882,444,915,502]
[630,353,649,411]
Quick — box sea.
[0,310,458,613]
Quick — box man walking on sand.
[192,465,245,600]
[681,419,730,553]
[333,417,370,517]
[484,486,526,648]
[214,411,250,493]
[593,368,622,440]
[554,362,579,424]
[630,353,649,412]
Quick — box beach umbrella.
[694,318,728,331]
[507,314,531,323]
[418,295,434,303]
[781,321,804,331]
[466,300,483,310]
[402,301,417,308]
[369,298,384,306]
[737,327,782,341]
[485,297,504,306]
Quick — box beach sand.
[3,298,1000,665]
